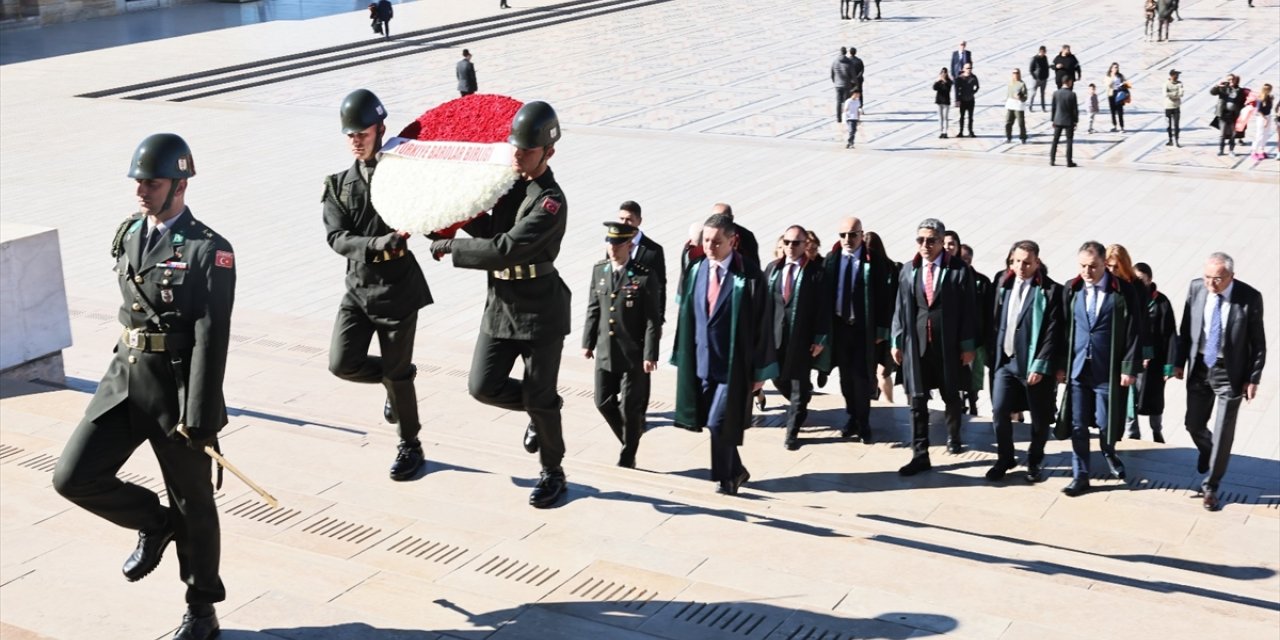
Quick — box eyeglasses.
[916,236,940,245]
[838,231,863,238]
[1203,275,1227,284]
[781,239,805,246]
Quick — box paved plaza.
[2,0,1279,638]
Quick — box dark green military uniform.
[322,159,433,442]
[451,167,571,469]
[584,224,664,467]
[54,207,235,606]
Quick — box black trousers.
[772,375,812,436]
[1219,113,1240,151]
[840,0,852,17]
[53,403,225,604]
[594,363,649,457]
[1185,360,1241,490]
[957,100,975,134]
[990,357,1052,467]
[1032,79,1048,110]
[328,298,420,442]
[469,332,566,469]
[835,86,850,122]
[834,318,872,436]
[1108,95,1125,129]
[910,346,962,457]
[1051,125,1074,164]
[1165,107,1181,140]
[700,379,746,483]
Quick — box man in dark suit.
[670,213,776,495]
[950,41,973,100]
[1050,79,1079,167]
[763,225,829,450]
[954,63,979,138]
[52,134,234,640]
[1176,252,1266,511]
[847,47,866,101]
[322,89,433,481]
[892,218,978,475]
[456,49,478,96]
[831,47,853,122]
[712,202,760,275]
[816,216,892,443]
[986,241,1063,483]
[375,0,393,39]
[617,200,666,308]
[1056,241,1141,497]
[584,223,664,468]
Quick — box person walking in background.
[950,41,973,100]
[934,68,953,138]
[1129,262,1177,443]
[1176,252,1266,512]
[1157,0,1175,42]
[456,49,478,96]
[1051,78,1079,167]
[375,0,393,39]
[843,90,863,148]
[831,47,854,123]
[1053,44,1082,89]
[1106,62,1129,132]
[1165,69,1184,146]
[847,47,866,103]
[1249,84,1274,160]
[1029,46,1050,112]
[1210,74,1247,156]
[955,63,979,138]
[1086,83,1100,134]
[1005,68,1029,143]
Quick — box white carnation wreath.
[370,138,520,235]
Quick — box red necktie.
[707,264,722,313]
[782,263,795,303]
[924,262,936,342]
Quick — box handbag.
[1115,89,1130,104]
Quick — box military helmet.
[340,88,387,134]
[127,133,195,180]
[508,101,561,149]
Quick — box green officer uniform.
[53,134,234,624]
[584,222,664,468]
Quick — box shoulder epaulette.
[111,215,141,258]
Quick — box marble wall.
[0,224,73,378]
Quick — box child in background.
[843,90,863,148]
[1087,83,1101,134]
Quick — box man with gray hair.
[892,218,978,475]
[1176,252,1266,511]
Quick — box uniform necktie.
[1203,293,1223,367]
[707,264,722,313]
[782,263,795,304]
[144,225,161,255]
[1004,281,1027,358]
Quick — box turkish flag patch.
[541,197,561,215]
[215,251,235,269]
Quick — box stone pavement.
[1,0,1279,638]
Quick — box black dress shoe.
[389,440,424,481]
[1024,463,1044,483]
[717,469,751,495]
[1067,162,1079,168]
[173,608,219,640]
[859,428,874,445]
[898,456,932,476]
[122,518,174,582]
[1104,453,1126,480]
[840,417,857,439]
[529,468,567,508]
[985,462,1014,481]
[1202,490,1221,512]
[523,422,539,454]
[1062,477,1091,497]
[784,435,799,451]
[946,439,963,454]
[617,450,636,469]
[1152,428,1165,444]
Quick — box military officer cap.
[128,133,195,179]
[604,222,637,245]
[508,101,561,149]
[340,88,388,134]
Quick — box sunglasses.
[838,231,863,238]
[916,236,940,245]
[781,239,805,246]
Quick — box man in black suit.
[763,225,829,450]
[847,47,866,102]
[1176,252,1267,511]
[1050,78,1079,167]
[456,49,478,96]
[832,47,853,122]
[617,200,666,308]
[816,216,892,443]
[712,202,760,275]
[892,218,978,475]
[584,223,664,468]
[986,241,1063,483]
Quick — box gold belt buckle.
[126,329,142,349]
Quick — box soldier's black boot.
[529,467,567,508]
[122,514,174,582]
[389,440,424,481]
[523,422,539,454]
[173,604,219,640]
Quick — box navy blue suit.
[694,259,746,482]
[1069,278,1119,475]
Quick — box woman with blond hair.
[1104,243,1139,282]
[1249,83,1275,160]
[1105,243,1151,441]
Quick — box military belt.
[492,262,556,281]
[121,327,193,353]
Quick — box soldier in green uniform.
[322,88,434,481]
[430,101,572,509]
[52,133,235,640]
[583,222,664,468]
